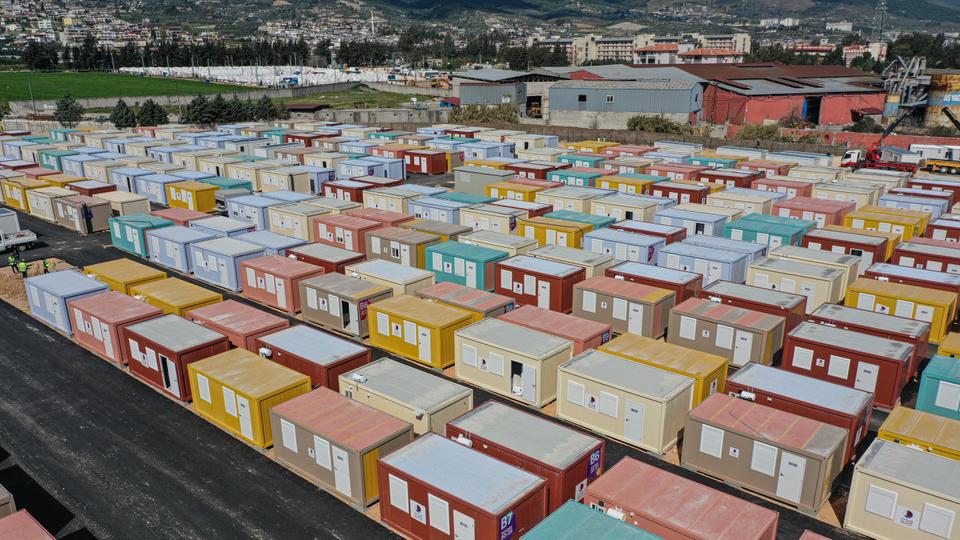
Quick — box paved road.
[1,209,869,540]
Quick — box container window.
[865,484,897,518]
[566,380,585,406]
[578,95,587,103]
[428,494,450,534]
[280,419,298,452]
[388,474,409,512]
[920,502,955,538]
[699,424,724,458]
[605,95,615,103]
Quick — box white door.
[465,261,477,289]
[537,281,551,309]
[453,511,475,540]
[624,399,645,444]
[775,452,807,504]
[275,279,287,309]
[346,302,359,335]
[556,232,568,246]
[161,355,180,398]
[733,331,754,367]
[417,326,432,364]
[400,244,410,266]
[522,364,537,403]
[332,446,352,497]
[855,362,879,393]
[344,230,353,250]
[627,303,643,334]
[237,396,254,440]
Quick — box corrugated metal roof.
[500,255,581,277]
[192,348,308,398]
[550,80,697,91]
[730,363,872,414]
[655,207,727,223]
[682,236,766,257]
[749,257,843,280]
[126,314,224,350]
[258,325,366,366]
[427,240,508,262]
[457,318,571,358]
[229,195,281,208]
[660,242,747,264]
[461,230,538,249]
[789,322,913,361]
[530,245,613,266]
[301,272,389,300]
[192,216,254,232]
[341,358,470,412]
[703,280,804,308]
[866,262,960,285]
[452,68,531,82]
[380,433,544,513]
[857,439,960,501]
[193,237,263,257]
[811,303,930,337]
[236,230,305,250]
[585,228,663,247]
[611,261,698,282]
[26,269,107,297]
[289,242,361,263]
[347,259,433,284]
[562,349,693,400]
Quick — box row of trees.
[108,99,169,129]
[180,95,289,126]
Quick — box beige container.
[572,276,675,338]
[306,196,362,215]
[813,182,881,209]
[268,203,328,241]
[459,204,525,234]
[667,297,786,368]
[125,140,170,157]
[362,187,420,214]
[339,357,473,435]
[93,191,151,216]
[83,160,126,183]
[344,259,435,296]
[707,190,773,215]
[197,155,243,177]
[768,245,860,288]
[171,149,218,169]
[529,244,614,278]
[142,161,184,175]
[789,166,845,182]
[845,439,960,540]
[557,350,694,453]
[747,257,846,314]
[261,167,311,193]
[845,171,907,193]
[459,230,538,256]
[299,273,392,338]
[535,186,608,213]
[225,161,278,191]
[303,152,350,170]
[26,187,75,222]
[590,194,658,222]
[0,483,12,518]
[675,202,743,222]
[454,318,574,407]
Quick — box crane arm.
[942,107,960,132]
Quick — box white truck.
[0,208,36,252]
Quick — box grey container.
[653,207,728,236]
[189,216,257,238]
[582,229,665,263]
[236,230,307,256]
[146,225,216,273]
[189,237,266,291]
[25,270,109,335]
[657,242,749,285]
[682,235,767,263]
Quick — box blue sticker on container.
[588,449,602,478]
[499,511,516,540]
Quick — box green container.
[49,128,80,142]
[199,176,253,192]
[688,155,739,168]
[917,355,960,421]
[522,501,663,540]
[548,168,603,187]
[722,214,814,247]
[38,149,78,171]
[109,213,173,257]
[557,153,606,168]
[425,241,508,290]
[433,192,496,205]
[264,129,289,144]
[22,135,52,142]
[368,130,406,140]
[545,210,615,229]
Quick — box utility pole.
[27,74,36,116]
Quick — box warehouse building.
[549,80,704,129]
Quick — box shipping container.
[83,258,165,295]
[917,355,960,420]
[596,173,661,195]
[801,227,889,273]
[813,182,884,210]
[547,166,606,187]
[879,193,949,220]
[259,166,312,194]
[572,276,673,338]
[724,216,812,248]
[422,240,506,291]
[524,500,661,539]
[658,242,749,286]
[485,181,543,202]
[845,278,955,343]
[130,277,222,316]
[130,174,177,205]
[515,217,590,249]
[498,304,610,355]
[878,406,960,461]
[144,226,214,273]
[25,270,108,335]
[599,333,727,405]
[235,230,306,257]
[845,209,924,241]
[364,225,441,268]
[255,325,369,390]
[0,510,55,540]
[312,214,382,252]
[535,186,610,213]
[264,203,327,241]
[528,245,613,279]
[406,197,470,225]
[489,198,553,219]
[362,186,420,214]
[404,149,448,174]
[65,179,115,197]
[415,281,515,323]
[907,176,960,202]
[345,259,435,296]
[746,257,844,314]
[171,170,216,183]
[893,240,960,275]
[653,207,727,237]
[26,187,74,222]
[606,261,701,304]
[458,204,522,233]
[845,170,909,192]
[0,177,47,211]
[187,299,288,352]
[601,159,654,175]
[190,238,265,291]
[321,179,373,202]
[188,348,311,447]
[37,172,85,190]
[107,213,171,258]
[299,273,392,338]
[699,280,805,336]
[646,163,708,183]
[705,189,773,216]
[589,193,658,222]
[939,333,960,357]
[927,217,960,242]
[287,242,364,274]
[370,294,473,369]
[545,210,615,230]
[768,245,860,289]
[728,363,873,464]
[494,255,585,313]
[683,392,846,513]
[165,180,217,213]
[585,456,778,540]
[773,197,855,228]
[583,229,664,264]
[68,290,163,364]
[698,167,763,189]
[239,255,324,313]
[53,195,110,234]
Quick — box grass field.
[278,84,437,109]
[0,72,250,101]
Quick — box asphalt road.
[1,208,871,540]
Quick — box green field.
[278,85,437,109]
[0,72,250,101]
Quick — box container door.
[733,330,753,367]
[557,231,568,246]
[627,303,643,334]
[344,229,354,249]
[160,354,180,398]
[237,395,254,440]
[332,446,352,497]
[417,326,432,364]
[775,452,807,504]
[537,281,551,309]
[346,301,358,335]
[454,511,475,540]
[276,278,287,309]
[855,362,879,393]
[522,363,537,403]
[400,244,410,266]
[624,399,645,444]
[465,261,477,288]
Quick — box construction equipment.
[840,113,921,172]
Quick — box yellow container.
[130,277,222,316]
[516,216,591,248]
[675,179,726,193]
[596,175,654,195]
[486,181,543,202]
[303,152,349,172]
[368,294,473,369]
[464,159,509,170]
[861,204,931,235]
[1,177,48,211]
[84,259,166,294]
[560,140,619,154]
[38,173,85,188]
[844,210,923,242]
[845,278,956,343]
[165,181,218,213]
[938,333,960,358]
[590,194,658,222]
[878,406,960,462]
[823,225,901,261]
[535,187,606,213]
[188,349,311,448]
[599,333,727,406]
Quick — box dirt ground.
[0,257,72,311]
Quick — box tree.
[627,115,689,135]
[53,95,84,127]
[138,99,168,126]
[183,95,215,125]
[109,99,137,129]
[209,93,228,123]
[20,41,59,70]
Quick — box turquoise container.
[688,155,739,169]
[522,500,663,540]
[618,172,670,184]
[433,192,496,205]
[557,153,606,168]
[38,149,78,171]
[49,128,80,142]
[548,168,603,187]
[109,213,173,257]
[199,176,253,192]
[424,241,508,291]
[723,213,815,247]
[545,210,615,229]
[917,355,960,421]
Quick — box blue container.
[236,230,307,256]
[225,195,283,230]
[25,270,109,335]
[337,159,387,180]
[61,154,103,177]
[524,501,662,540]
[917,355,960,421]
[365,156,406,180]
[298,165,336,194]
[654,207,727,236]
[172,170,216,182]
[189,238,265,291]
[108,167,154,193]
[425,241,508,290]
[657,242,749,285]
[261,190,316,203]
[409,196,472,224]
[146,226,216,273]
[135,174,181,205]
[583,228,665,263]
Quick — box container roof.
[576,275,675,302]
[457,318,571,358]
[750,257,843,280]
[187,299,287,335]
[417,281,514,312]
[522,500,662,539]
[229,195,282,208]
[660,242,747,264]
[529,245,613,266]
[500,305,609,341]
[191,348,308,397]
[148,225,215,244]
[85,258,166,283]
[703,280,804,308]
[258,325,366,366]
[26,269,107,297]
[881,406,960,450]
[789,322,913,361]
[811,304,929,337]
[584,228,662,247]
[341,358,471,411]
[126,314,225,351]
[427,240,508,262]
[729,363,872,414]
[461,230,538,248]
[924,355,960,382]
[610,261,699,283]
[193,237,264,257]
[655,207,727,223]
[600,333,726,376]
[380,433,544,514]
[236,230,306,250]
[347,259,433,284]
[193,216,256,232]
[130,277,221,305]
[113,213,172,229]
[857,439,960,501]
[683,235,767,255]
[289,242,362,263]
[674,297,783,331]
[500,255,581,277]
[563,349,693,400]
[301,272,390,299]
[67,290,162,324]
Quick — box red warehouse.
[123,314,231,401]
[323,179,374,202]
[605,261,701,303]
[286,243,365,274]
[773,197,855,227]
[446,401,604,513]
[312,214,382,252]
[781,322,913,410]
[494,255,585,313]
[498,304,611,354]
[239,255,325,313]
[649,181,710,204]
[700,280,806,333]
[609,220,686,244]
[187,299,289,351]
[67,290,163,365]
[405,149,448,174]
[345,207,414,227]
[802,228,890,268]
[751,176,814,198]
[255,325,370,390]
[697,168,762,188]
[645,164,708,182]
[378,433,548,540]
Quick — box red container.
[892,238,960,272]
[0,511,55,540]
[609,220,686,244]
[490,199,552,218]
[445,401,604,513]
[239,255,325,313]
[583,457,779,540]
[751,176,814,198]
[606,261,701,303]
[345,207,414,227]
[926,218,960,242]
[740,160,792,176]
[802,228,890,266]
[352,175,404,188]
[404,149,448,174]
[498,304,611,354]
[645,163,708,182]
[122,314,231,401]
[781,322,912,410]
[151,207,209,227]
[602,144,655,157]
[889,186,955,207]
[378,434,548,540]
[18,166,58,179]
[187,299,289,351]
[444,127,480,138]
[773,197,855,227]
[322,179,374,202]
[67,290,163,364]
[696,168,762,188]
[907,177,960,202]
[284,132,330,147]
[0,160,36,170]
[648,181,710,204]
[254,325,371,390]
[864,262,960,318]
[286,242,365,274]
[494,255,585,313]
[506,161,567,181]
[312,214,382,252]
[699,280,806,334]
[808,303,929,380]
[726,363,874,464]
[66,180,116,197]
[369,144,411,159]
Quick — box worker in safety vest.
[41,259,50,274]
[7,255,16,275]
[17,260,27,279]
